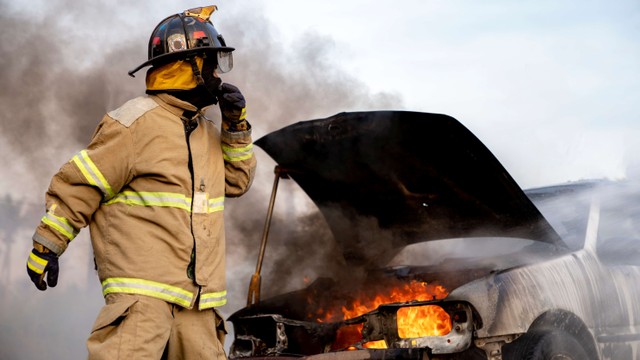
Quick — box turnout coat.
[32,93,256,310]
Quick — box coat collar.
[150,93,200,118]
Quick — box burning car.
[228,111,640,360]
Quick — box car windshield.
[598,186,640,241]
[528,187,601,254]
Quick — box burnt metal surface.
[256,111,565,263]
[230,313,338,356]
[230,349,431,360]
[229,300,473,358]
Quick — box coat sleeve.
[220,125,257,197]
[32,116,134,256]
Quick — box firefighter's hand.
[218,83,248,131]
[26,245,59,291]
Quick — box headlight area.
[229,301,476,358]
[361,301,474,354]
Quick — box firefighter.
[25,5,255,359]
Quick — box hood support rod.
[247,166,288,307]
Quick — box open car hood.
[256,111,565,263]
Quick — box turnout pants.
[86,293,227,360]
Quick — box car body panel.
[231,112,640,359]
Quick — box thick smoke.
[0,1,402,358]
[206,6,405,312]
[0,2,144,191]
[0,0,401,274]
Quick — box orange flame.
[339,280,448,320]
[397,305,452,338]
[313,280,450,350]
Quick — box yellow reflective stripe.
[27,253,48,274]
[222,143,253,153]
[102,277,194,308]
[200,290,227,309]
[200,299,226,309]
[208,196,224,213]
[105,191,192,211]
[72,150,114,199]
[223,153,253,161]
[239,107,246,120]
[41,210,78,240]
[222,143,253,162]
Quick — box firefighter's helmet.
[128,5,234,77]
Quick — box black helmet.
[128,5,234,77]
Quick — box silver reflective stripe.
[102,277,194,308]
[71,150,114,199]
[41,211,78,240]
[221,143,254,162]
[27,253,47,274]
[200,290,227,309]
[105,191,192,212]
[208,197,224,213]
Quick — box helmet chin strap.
[188,57,205,86]
[186,55,221,106]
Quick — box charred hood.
[256,111,565,263]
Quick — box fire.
[397,305,452,338]
[312,279,450,350]
[338,280,448,320]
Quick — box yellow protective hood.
[146,57,204,91]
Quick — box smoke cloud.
[0,0,402,358]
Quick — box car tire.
[503,330,592,360]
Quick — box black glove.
[218,83,247,129]
[26,247,59,291]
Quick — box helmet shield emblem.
[167,33,187,53]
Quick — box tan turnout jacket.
[33,93,256,310]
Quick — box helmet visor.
[217,51,233,73]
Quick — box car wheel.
[503,330,592,360]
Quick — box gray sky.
[260,0,640,188]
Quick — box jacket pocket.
[91,297,138,333]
